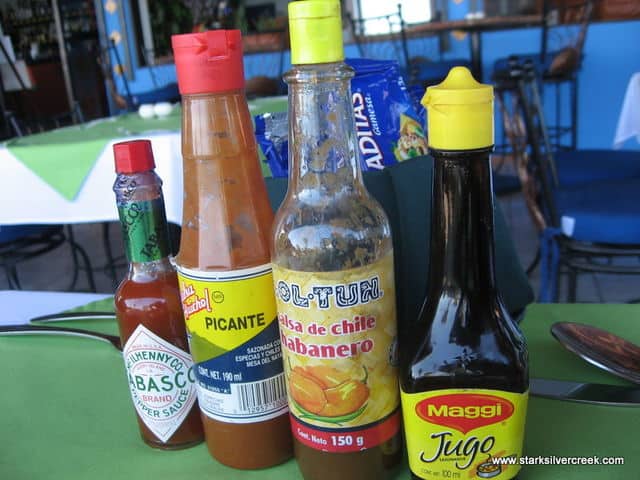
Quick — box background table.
[406,15,542,81]
[0,96,287,226]
[1,301,638,479]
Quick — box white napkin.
[614,72,640,148]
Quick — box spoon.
[551,322,640,384]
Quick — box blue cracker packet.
[256,58,427,177]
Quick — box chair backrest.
[511,62,563,229]
[541,0,594,75]
[494,68,548,232]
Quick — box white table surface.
[0,131,184,226]
[0,290,112,326]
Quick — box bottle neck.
[284,62,363,201]
[428,148,497,296]
[114,170,172,265]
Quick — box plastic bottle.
[112,139,204,449]
[271,2,402,479]
[399,67,529,480]
[170,30,292,469]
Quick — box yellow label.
[272,252,400,452]
[175,264,287,424]
[177,264,277,351]
[401,388,528,480]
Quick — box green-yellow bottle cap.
[288,0,344,65]
[422,66,494,150]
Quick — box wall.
[101,1,640,151]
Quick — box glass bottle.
[271,2,401,479]
[112,139,204,450]
[170,30,292,469]
[399,67,529,480]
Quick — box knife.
[530,378,640,407]
[0,325,122,351]
[29,311,116,323]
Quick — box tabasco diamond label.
[123,325,198,443]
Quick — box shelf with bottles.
[1,0,52,28]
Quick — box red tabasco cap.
[113,140,155,173]
[171,29,245,95]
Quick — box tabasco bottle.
[112,139,204,449]
[399,67,529,480]
[271,2,402,479]
[170,30,292,469]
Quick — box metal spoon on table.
[551,322,640,384]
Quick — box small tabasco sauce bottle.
[171,30,292,469]
[271,1,401,479]
[399,67,529,480]
[112,140,204,449]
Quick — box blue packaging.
[256,58,428,177]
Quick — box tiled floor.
[2,192,639,303]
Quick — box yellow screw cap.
[422,66,494,150]
[288,0,344,65]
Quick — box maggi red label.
[415,393,514,434]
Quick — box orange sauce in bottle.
[171,30,292,469]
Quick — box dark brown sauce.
[400,149,528,480]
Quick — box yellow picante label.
[175,264,287,424]
[401,388,528,479]
[273,252,400,453]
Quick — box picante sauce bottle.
[271,2,402,479]
[170,30,292,469]
[399,67,529,480]
[112,140,204,449]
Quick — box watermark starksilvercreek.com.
[492,455,625,466]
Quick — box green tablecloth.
[3,96,287,200]
[1,302,638,479]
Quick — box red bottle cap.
[113,140,155,173]
[171,30,245,95]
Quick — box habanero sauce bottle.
[171,30,292,468]
[271,1,402,479]
[112,140,204,449]
[399,67,529,480]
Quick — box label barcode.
[233,374,287,412]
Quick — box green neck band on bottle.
[117,198,171,263]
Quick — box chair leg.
[571,75,578,149]
[567,267,578,303]
[103,222,118,288]
[526,247,541,276]
[66,226,97,292]
[66,226,81,289]
[7,264,21,290]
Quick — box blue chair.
[513,62,640,303]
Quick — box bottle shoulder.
[400,293,529,393]
[115,262,180,305]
